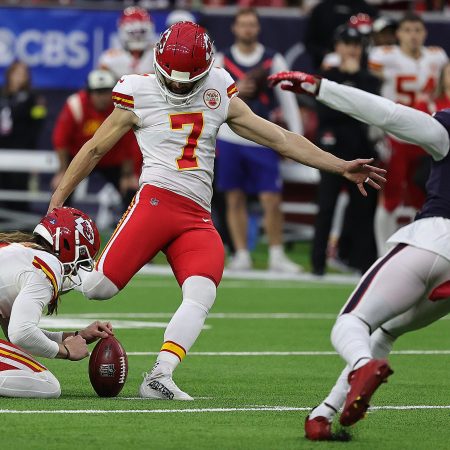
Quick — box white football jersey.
[98,47,154,79]
[112,68,239,210]
[368,45,448,106]
[0,243,63,320]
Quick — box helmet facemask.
[154,54,212,106]
[58,229,96,292]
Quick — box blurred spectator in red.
[52,69,138,210]
[0,61,46,213]
[304,0,378,69]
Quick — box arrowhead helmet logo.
[158,28,172,54]
[75,217,95,245]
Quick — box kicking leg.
[75,268,119,300]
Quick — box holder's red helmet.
[118,6,156,52]
[34,207,100,289]
[154,21,214,105]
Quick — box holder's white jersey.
[368,45,448,106]
[0,243,63,358]
[98,47,154,79]
[112,68,239,211]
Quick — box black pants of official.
[311,170,378,275]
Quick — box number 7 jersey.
[112,68,239,211]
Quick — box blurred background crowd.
[2,1,449,11]
[1,0,450,275]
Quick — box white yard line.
[1,405,450,414]
[137,264,360,285]
[57,312,337,320]
[126,350,450,356]
[54,311,450,321]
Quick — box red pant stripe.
[96,188,141,272]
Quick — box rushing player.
[269,70,450,437]
[368,12,448,255]
[49,22,385,401]
[0,207,112,398]
[98,6,157,79]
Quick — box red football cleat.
[305,415,332,440]
[340,359,393,427]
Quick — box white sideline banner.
[0,149,58,173]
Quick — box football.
[89,336,128,397]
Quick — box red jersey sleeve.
[52,101,76,153]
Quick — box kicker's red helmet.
[34,207,100,289]
[118,6,156,52]
[154,21,214,105]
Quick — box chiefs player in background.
[49,22,385,401]
[98,6,157,79]
[0,208,112,398]
[98,6,156,184]
[415,62,450,115]
[368,12,448,256]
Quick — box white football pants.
[0,340,60,398]
[332,243,450,369]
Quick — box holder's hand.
[79,321,114,344]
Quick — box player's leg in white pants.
[0,368,60,398]
[310,295,450,421]
[331,244,450,369]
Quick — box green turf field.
[1,273,450,449]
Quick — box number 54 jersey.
[112,68,239,211]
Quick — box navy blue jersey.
[416,108,450,220]
[222,47,277,120]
